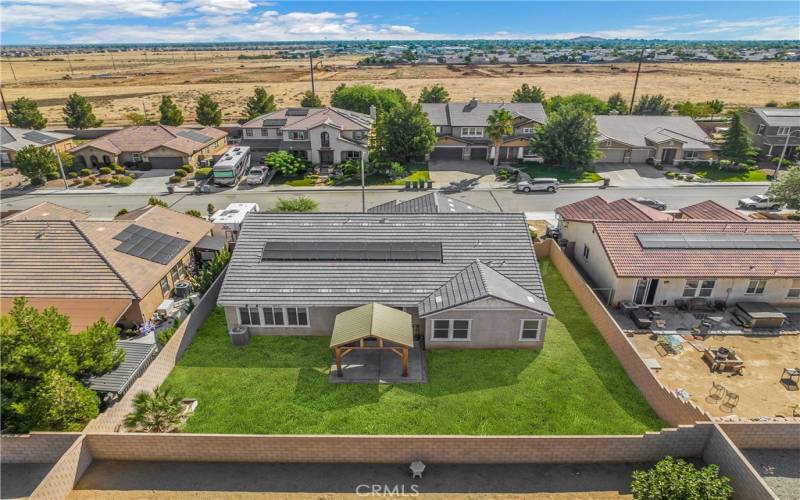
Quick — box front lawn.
[331,164,430,187]
[518,164,602,183]
[163,260,664,435]
[682,165,769,182]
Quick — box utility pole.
[142,100,148,123]
[309,53,316,95]
[52,144,69,190]
[6,60,17,81]
[66,52,74,75]
[110,52,117,72]
[0,88,10,123]
[194,52,198,63]
[629,47,645,114]
[360,155,366,213]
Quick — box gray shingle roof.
[419,260,553,316]
[595,116,713,150]
[367,192,489,214]
[218,213,548,309]
[422,102,547,127]
[750,107,800,127]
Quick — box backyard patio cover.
[330,303,414,348]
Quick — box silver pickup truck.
[737,194,782,210]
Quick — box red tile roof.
[555,196,673,222]
[593,220,800,278]
[678,200,747,221]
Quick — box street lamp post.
[774,129,800,178]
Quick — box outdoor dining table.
[703,348,744,375]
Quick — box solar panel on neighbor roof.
[262,119,287,126]
[262,241,442,262]
[636,233,800,250]
[176,130,212,143]
[285,108,309,116]
[22,131,56,145]
[113,224,190,265]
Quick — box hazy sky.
[2,1,799,45]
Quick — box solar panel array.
[285,108,310,116]
[262,118,287,126]
[22,131,57,145]
[113,224,190,264]
[262,241,443,262]
[176,130,212,143]
[636,233,800,250]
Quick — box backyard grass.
[682,165,769,182]
[519,164,603,183]
[163,260,664,435]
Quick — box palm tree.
[486,108,514,167]
[124,386,184,433]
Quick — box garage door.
[597,149,625,163]
[149,156,185,169]
[470,147,488,160]
[430,147,463,161]
[630,149,652,164]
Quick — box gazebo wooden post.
[335,347,343,377]
[402,347,409,377]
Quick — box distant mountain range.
[568,36,607,42]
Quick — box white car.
[246,166,269,186]
[516,178,559,193]
[737,194,782,210]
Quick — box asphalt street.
[0,185,767,219]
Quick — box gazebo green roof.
[330,303,414,348]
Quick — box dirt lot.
[630,333,800,418]
[2,51,798,126]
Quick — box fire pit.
[716,347,731,361]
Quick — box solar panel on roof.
[176,130,212,143]
[285,108,309,116]
[22,130,56,145]
[262,118,287,126]
[113,224,190,265]
[262,241,442,262]
[636,233,800,250]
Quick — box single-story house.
[594,115,717,164]
[218,213,553,349]
[70,125,228,169]
[421,99,547,162]
[1,126,74,166]
[741,107,800,158]
[367,192,489,214]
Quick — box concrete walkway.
[328,341,427,384]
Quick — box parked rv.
[212,146,251,187]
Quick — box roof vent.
[319,288,332,293]
[435,296,443,303]
[279,288,293,293]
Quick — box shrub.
[139,162,152,171]
[181,164,194,173]
[157,319,181,347]
[117,176,133,186]
[71,179,82,186]
[389,162,407,180]
[148,196,168,207]
[771,156,792,167]
[97,176,112,183]
[264,150,308,176]
[191,249,231,294]
[186,209,202,218]
[46,171,59,180]
[174,169,187,178]
[114,165,126,174]
[116,208,128,217]
[82,178,95,186]
[110,178,119,185]
[30,177,45,186]
[631,457,732,500]
[99,166,112,174]
[68,171,78,178]
[664,171,676,178]
[169,175,182,184]
[274,196,318,213]
[194,167,213,180]
[80,168,92,176]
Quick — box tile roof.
[219,213,548,309]
[595,116,713,150]
[0,127,73,152]
[0,297,132,334]
[422,101,547,127]
[592,220,800,278]
[555,196,673,222]
[70,125,226,156]
[241,107,372,131]
[678,200,747,221]
[4,202,89,221]
[367,192,489,214]
[750,107,800,127]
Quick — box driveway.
[593,163,677,188]
[428,160,500,188]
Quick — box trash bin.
[602,177,610,188]
[167,185,175,194]
[427,180,433,189]
[412,180,419,190]
[405,180,411,190]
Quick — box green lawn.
[163,260,664,435]
[270,173,318,187]
[682,165,769,182]
[519,164,603,183]
[330,164,430,187]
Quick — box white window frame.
[431,319,471,341]
[261,306,310,327]
[745,279,767,295]
[344,151,362,160]
[756,123,765,135]
[776,126,791,136]
[787,279,800,299]
[239,305,261,326]
[288,131,307,141]
[245,129,254,137]
[461,127,483,138]
[683,150,699,160]
[519,319,542,341]
[132,153,142,162]
[160,276,170,296]
[683,279,716,298]
[435,126,443,134]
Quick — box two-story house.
[240,107,373,167]
[421,99,547,162]
[741,107,800,158]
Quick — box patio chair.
[720,392,739,413]
[409,461,426,479]
[705,382,727,404]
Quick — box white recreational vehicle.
[212,146,251,187]
[209,202,260,247]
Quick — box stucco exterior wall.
[121,251,193,326]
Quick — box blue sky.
[2,1,799,45]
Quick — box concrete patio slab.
[328,342,428,384]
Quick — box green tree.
[63,93,102,129]
[68,318,125,377]
[767,165,800,210]
[264,150,307,176]
[14,145,58,184]
[676,101,713,119]
[124,386,184,433]
[124,111,150,125]
[275,196,319,212]
[300,91,322,107]
[28,370,100,432]
[530,104,600,167]
[195,93,222,126]
[186,209,203,218]
[244,87,276,120]
[720,112,754,163]
[330,84,406,114]
[190,248,230,294]
[606,92,628,114]
[633,94,671,115]
[418,84,450,103]
[631,456,733,500]
[511,84,545,103]
[546,93,609,114]
[159,96,184,126]
[9,97,47,129]
[706,99,725,114]
[486,108,515,167]
[370,101,436,163]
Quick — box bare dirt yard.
[2,51,799,126]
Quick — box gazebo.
[330,303,414,378]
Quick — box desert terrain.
[1,50,798,126]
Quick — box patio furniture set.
[706,382,740,413]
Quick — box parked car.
[737,194,782,210]
[246,166,269,186]
[516,178,559,193]
[631,197,667,211]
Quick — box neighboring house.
[367,192,489,214]
[70,125,227,169]
[741,107,800,158]
[218,213,553,349]
[0,126,74,166]
[554,197,800,307]
[240,107,373,167]
[594,115,717,164]
[421,99,547,162]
